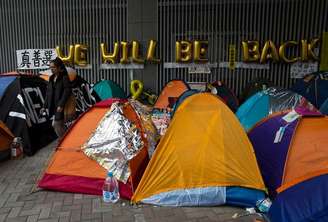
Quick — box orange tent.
[0,121,14,160]
[133,93,265,206]
[38,99,151,199]
[153,80,189,110]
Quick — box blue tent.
[269,174,328,222]
[291,71,328,109]
[236,87,315,131]
[320,98,328,115]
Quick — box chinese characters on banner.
[290,62,318,79]
[16,49,57,69]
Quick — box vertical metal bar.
[166,0,169,84]
[185,0,189,83]
[174,0,177,79]
[3,0,9,70]
[158,0,162,92]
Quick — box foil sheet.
[265,87,316,114]
[82,102,144,183]
[128,99,159,158]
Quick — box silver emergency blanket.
[82,102,143,183]
[266,87,315,114]
[128,99,159,157]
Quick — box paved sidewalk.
[0,141,264,222]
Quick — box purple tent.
[248,110,328,222]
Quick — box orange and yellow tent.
[132,93,265,207]
[38,99,150,199]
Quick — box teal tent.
[92,80,126,100]
[236,87,318,131]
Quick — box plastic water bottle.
[103,172,120,203]
[256,198,272,213]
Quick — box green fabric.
[93,80,126,100]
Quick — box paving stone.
[7,193,20,203]
[39,205,52,219]
[63,197,73,206]
[0,185,8,195]
[52,201,63,212]
[0,214,6,222]
[74,198,92,205]
[101,212,113,221]
[0,194,10,208]
[50,211,71,218]
[81,212,102,220]
[156,208,177,218]
[33,203,52,211]
[21,192,45,201]
[62,204,82,211]
[113,214,135,222]
[22,201,36,210]
[27,215,39,222]
[73,194,83,200]
[142,207,155,219]
[4,201,24,208]
[0,208,10,214]
[82,194,98,199]
[134,214,146,222]
[19,208,41,216]
[38,219,59,222]
[70,209,81,222]
[217,213,238,221]
[7,206,22,218]
[82,203,92,214]
[58,216,70,222]
[195,217,217,222]
[5,216,28,222]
